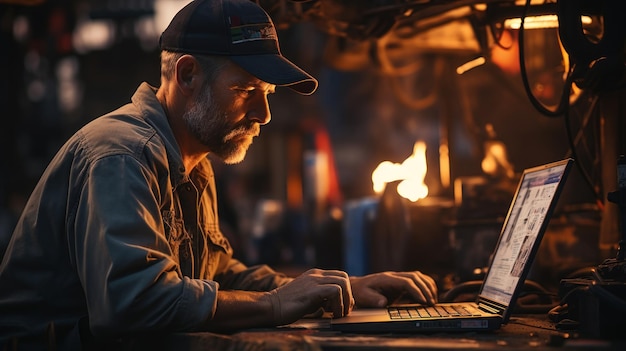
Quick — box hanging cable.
[563,94,605,208]
[518,0,573,118]
[518,0,603,205]
[489,21,513,50]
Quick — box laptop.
[331,158,574,333]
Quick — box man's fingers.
[314,282,354,318]
[420,272,438,296]
[277,268,355,319]
[319,284,346,318]
[396,271,438,304]
[378,271,437,305]
[414,271,438,303]
[314,275,353,316]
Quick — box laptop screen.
[479,160,572,307]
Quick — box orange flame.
[371,141,429,202]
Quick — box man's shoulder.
[77,83,172,159]
[78,109,161,157]
[57,83,180,177]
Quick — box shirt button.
[185,185,192,191]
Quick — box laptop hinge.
[477,298,506,315]
[478,303,499,314]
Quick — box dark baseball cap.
[159,0,318,95]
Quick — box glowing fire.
[371,141,429,202]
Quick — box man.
[0,0,437,349]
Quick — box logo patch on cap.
[229,16,276,44]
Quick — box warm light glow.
[372,141,429,202]
[482,143,508,174]
[439,143,450,188]
[505,15,592,30]
[481,124,515,179]
[72,19,115,53]
[456,56,485,74]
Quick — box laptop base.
[331,306,503,333]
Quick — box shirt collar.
[131,82,214,189]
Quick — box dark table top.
[128,314,626,351]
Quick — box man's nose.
[248,94,271,125]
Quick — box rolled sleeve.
[215,259,294,292]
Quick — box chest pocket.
[201,224,233,279]
[202,221,232,255]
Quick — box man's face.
[182,61,275,164]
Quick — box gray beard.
[182,87,258,164]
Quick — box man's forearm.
[203,290,275,331]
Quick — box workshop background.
[1,0,624,295]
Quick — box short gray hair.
[160,50,230,84]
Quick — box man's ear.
[175,55,201,95]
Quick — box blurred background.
[1,0,625,293]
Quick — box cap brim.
[230,54,318,95]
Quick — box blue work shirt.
[0,83,291,348]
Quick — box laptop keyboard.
[388,304,483,319]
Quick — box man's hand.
[209,268,354,330]
[349,271,438,308]
[270,268,355,325]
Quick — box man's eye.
[237,88,254,96]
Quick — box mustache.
[224,123,260,140]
